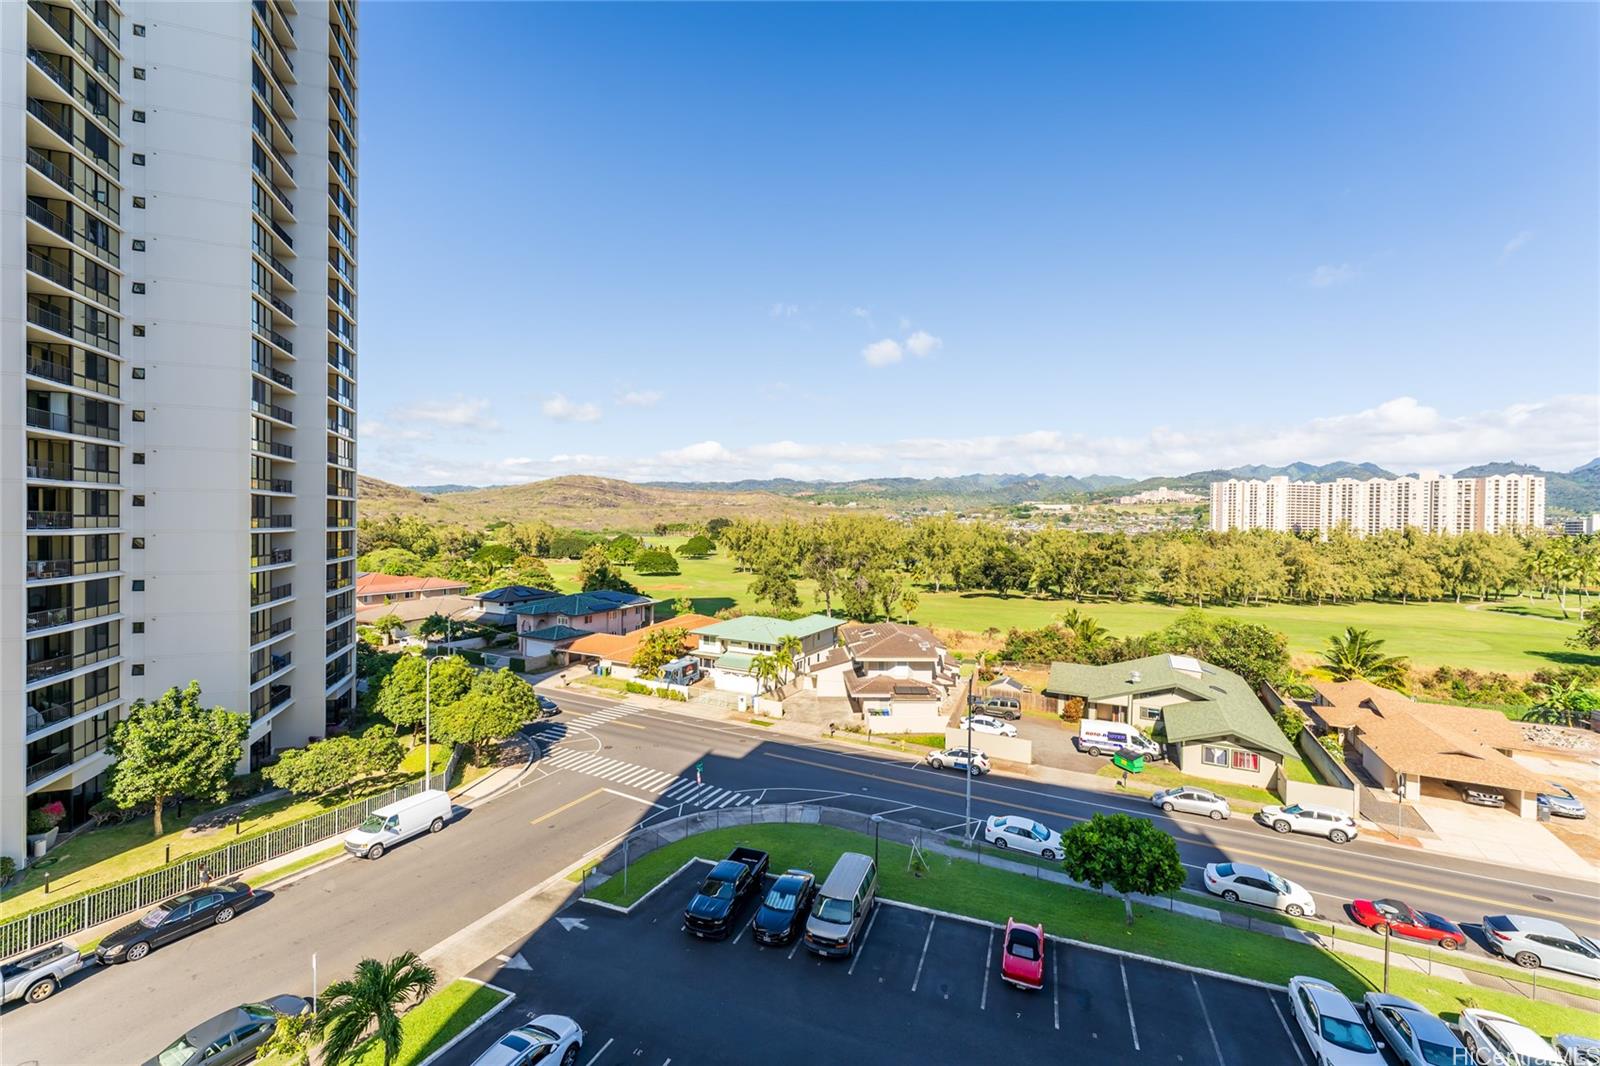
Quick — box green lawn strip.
[585,823,1599,1039]
[257,979,509,1066]
[828,732,947,756]
[1094,761,1276,808]
[257,843,348,886]
[573,675,632,693]
[1282,755,1317,784]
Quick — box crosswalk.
[533,703,641,743]
[541,748,759,810]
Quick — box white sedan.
[959,714,1018,738]
[1203,862,1318,918]
[1288,977,1383,1066]
[1457,1009,1565,1066]
[469,1016,585,1066]
[983,815,1063,860]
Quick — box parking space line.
[1193,974,1226,1065]
[846,907,881,976]
[1272,997,1308,1066]
[980,929,993,1010]
[582,1038,613,1066]
[910,917,936,992]
[788,936,802,960]
[733,919,749,945]
[1052,949,1060,1030]
[1120,958,1140,1051]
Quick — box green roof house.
[1044,654,1294,788]
[691,614,844,697]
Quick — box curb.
[576,857,709,916]
[415,980,517,1066]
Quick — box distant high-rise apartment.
[1209,473,1544,537]
[2,0,360,861]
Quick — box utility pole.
[964,669,974,838]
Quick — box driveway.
[1017,715,1107,774]
[1413,800,1597,877]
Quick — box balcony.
[27,600,116,631]
[27,46,119,134]
[252,477,294,493]
[27,734,110,785]
[253,243,296,286]
[250,514,293,530]
[251,548,293,567]
[27,348,118,396]
[254,439,294,460]
[28,249,119,311]
[252,358,294,390]
[27,555,115,580]
[251,684,293,721]
[253,321,296,356]
[325,604,351,624]
[26,98,117,179]
[251,651,292,684]
[27,644,117,683]
[250,583,293,607]
[250,616,293,646]
[25,686,119,737]
[26,1,119,90]
[28,407,119,441]
[251,398,294,424]
[26,509,118,530]
[27,298,119,355]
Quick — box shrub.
[459,649,485,665]
[0,856,15,882]
[1318,733,1345,762]
[508,657,526,672]
[90,798,123,826]
[26,808,55,834]
[227,771,266,800]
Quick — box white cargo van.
[344,789,453,859]
[1076,720,1162,759]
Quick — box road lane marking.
[1272,996,1309,1066]
[1193,974,1226,1065]
[847,907,881,976]
[981,929,993,1010]
[614,720,647,729]
[910,917,936,992]
[1052,949,1061,1030]
[1120,958,1140,1050]
[529,788,606,825]
[582,1038,614,1066]
[601,788,665,810]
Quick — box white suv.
[1256,803,1359,844]
[1457,1009,1564,1065]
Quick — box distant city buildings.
[1563,514,1600,536]
[1114,488,1204,505]
[1210,473,1545,536]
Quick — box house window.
[132,452,145,464]
[1231,750,1261,773]
[1201,746,1229,767]
[133,23,146,35]
[1138,705,1163,721]
[132,240,146,251]
[132,537,145,548]
[132,325,146,336]
[133,197,146,209]
[132,368,146,379]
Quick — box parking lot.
[447,862,1317,1066]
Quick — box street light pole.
[964,669,974,838]
[424,655,433,791]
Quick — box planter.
[26,826,60,853]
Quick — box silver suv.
[1483,914,1600,979]
[1256,803,1359,844]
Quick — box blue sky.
[357,3,1598,485]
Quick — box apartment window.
[132,537,145,548]
[133,67,146,79]
[132,452,145,464]
[131,579,145,591]
[133,110,146,122]
[132,325,146,337]
[132,240,146,251]
[131,664,144,676]
[133,196,146,209]
[132,410,146,421]
[1201,746,1229,768]
[132,495,145,506]
[132,154,146,166]
[1231,750,1261,773]
[133,23,146,35]
[132,283,146,294]
[132,368,146,379]
[132,622,145,633]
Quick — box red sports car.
[1350,898,1465,949]
[1001,918,1046,989]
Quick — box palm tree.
[315,952,438,1066]
[1320,627,1410,691]
[750,654,782,698]
[775,635,804,687]
[1059,608,1108,655]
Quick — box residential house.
[470,585,561,625]
[354,573,470,608]
[513,590,658,662]
[564,614,718,677]
[1300,680,1544,818]
[1044,655,1295,788]
[690,614,843,695]
[355,594,481,637]
[831,622,959,732]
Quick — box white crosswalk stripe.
[530,702,644,742]
[541,748,756,810]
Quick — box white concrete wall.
[944,728,1033,764]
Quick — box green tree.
[373,654,474,734]
[477,556,556,595]
[547,531,594,559]
[355,547,426,575]
[678,535,715,558]
[1273,701,1307,744]
[258,1010,316,1066]
[576,544,639,593]
[775,634,805,687]
[1154,612,1292,690]
[748,549,801,612]
[750,653,783,696]
[1059,813,1185,914]
[470,543,517,571]
[315,952,438,1066]
[670,595,695,617]
[106,682,249,836]
[605,533,642,563]
[1058,608,1109,657]
[633,548,680,575]
[265,726,404,797]
[1569,616,1600,652]
[632,626,689,677]
[369,613,404,644]
[1321,627,1410,691]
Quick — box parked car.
[1457,1008,1565,1066]
[1202,862,1317,918]
[1554,1034,1600,1066]
[142,995,307,1066]
[684,847,769,939]
[926,748,990,776]
[1287,976,1384,1065]
[750,869,815,946]
[343,789,453,859]
[1538,784,1588,820]
[1452,782,1506,808]
[1360,993,1466,1066]
[1482,914,1600,979]
[468,1016,585,1066]
[983,815,1063,860]
[804,852,878,958]
[976,697,1022,720]
[0,940,86,1005]
[959,714,1017,738]
[1255,803,1359,844]
[1150,786,1230,821]
[97,882,256,963]
[1350,898,1466,950]
[1076,720,1162,759]
[1000,918,1046,990]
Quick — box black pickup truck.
[683,847,769,939]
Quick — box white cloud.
[618,390,662,408]
[862,338,904,367]
[1308,263,1359,289]
[898,316,912,332]
[541,394,602,422]
[391,396,497,430]
[850,307,871,319]
[769,302,799,318]
[359,419,433,443]
[904,330,942,358]
[1501,230,1534,259]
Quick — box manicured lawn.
[585,824,1600,1039]
[540,542,1592,673]
[574,674,632,693]
[1282,754,1317,784]
[1094,761,1279,807]
[258,979,508,1066]
[398,742,450,776]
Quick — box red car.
[1351,898,1466,950]
[1000,918,1046,989]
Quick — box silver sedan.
[1361,993,1466,1066]
[1150,786,1231,821]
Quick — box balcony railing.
[253,243,295,286]
[26,98,117,178]
[251,651,292,683]
[27,300,119,354]
[252,359,295,389]
[252,398,294,424]
[250,583,293,607]
[253,321,295,356]
[26,600,116,631]
[251,548,293,567]
[26,199,120,268]
[27,734,110,784]
[253,439,294,459]
[250,617,293,645]
[250,514,294,530]
[28,250,120,311]
[28,407,119,440]
[26,559,73,580]
[26,509,118,529]
[26,458,71,480]
[252,477,294,493]
[26,350,119,396]
[27,644,117,682]
[25,686,119,737]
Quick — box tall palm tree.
[775,635,804,687]
[750,654,782,697]
[1059,608,1108,654]
[1320,627,1410,691]
[315,952,438,1066]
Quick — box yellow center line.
[529,787,606,826]
[763,753,1600,926]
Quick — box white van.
[344,789,453,859]
[1076,720,1162,759]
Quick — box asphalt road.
[3,689,1595,1065]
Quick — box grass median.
[585,822,1600,1040]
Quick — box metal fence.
[0,748,462,959]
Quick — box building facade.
[2,0,360,861]
[1210,473,1544,537]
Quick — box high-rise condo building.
[1209,473,1544,537]
[1,0,360,861]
